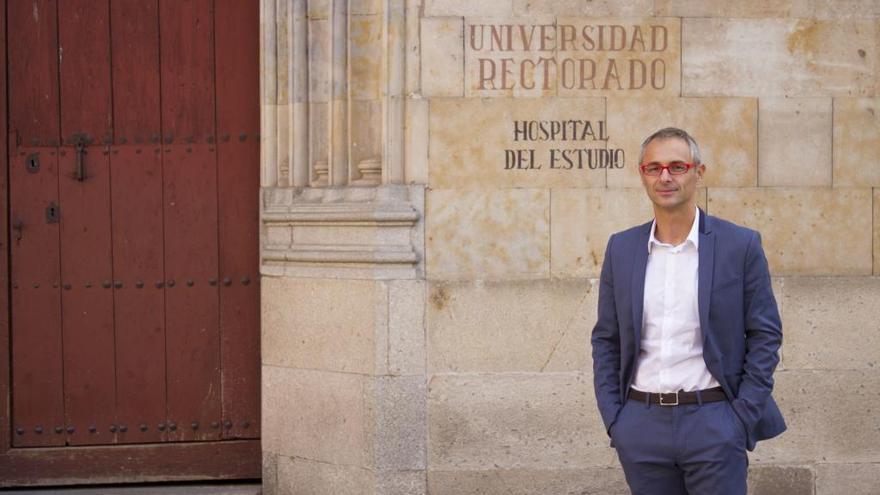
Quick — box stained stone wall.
[260,1,880,494]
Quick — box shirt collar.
[647,206,700,253]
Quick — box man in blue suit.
[591,128,786,494]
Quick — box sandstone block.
[550,188,707,278]
[425,189,550,280]
[350,14,383,100]
[308,19,330,102]
[421,17,464,97]
[747,466,814,495]
[759,98,832,186]
[875,189,880,275]
[262,277,387,374]
[750,370,880,464]
[606,97,758,188]
[656,0,880,18]
[277,456,373,495]
[425,0,513,17]
[427,279,595,372]
[427,372,616,470]
[366,375,427,470]
[815,463,880,495]
[782,277,880,370]
[262,366,368,466]
[427,467,629,495]
[351,0,383,15]
[428,98,607,189]
[388,280,427,375]
[833,98,880,187]
[707,188,873,275]
[404,97,429,184]
[513,0,654,16]
[263,452,279,495]
[682,18,879,97]
[375,470,428,495]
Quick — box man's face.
[639,137,704,212]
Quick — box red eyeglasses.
[639,162,697,176]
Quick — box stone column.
[260,1,426,493]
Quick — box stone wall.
[260,1,880,493]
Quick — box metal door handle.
[75,138,87,181]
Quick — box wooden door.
[1,0,261,485]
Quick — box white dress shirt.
[631,207,720,393]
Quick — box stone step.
[1,482,261,495]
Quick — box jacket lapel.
[631,222,651,352]
[698,209,715,346]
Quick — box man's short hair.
[638,127,702,165]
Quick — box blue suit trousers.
[611,397,749,495]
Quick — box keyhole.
[26,153,39,173]
[46,202,60,223]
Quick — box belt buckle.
[659,391,679,406]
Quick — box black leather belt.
[628,386,727,406]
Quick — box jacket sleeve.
[591,235,623,436]
[732,231,782,436]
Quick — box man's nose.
[659,168,673,181]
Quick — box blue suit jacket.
[591,209,786,451]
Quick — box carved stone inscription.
[465,17,681,97]
[506,119,624,171]
[429,98,610,188]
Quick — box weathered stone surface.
[262,277,387,374]
[262,366,368,466]
[375,470,428,495]
[405,97,429,184]
[815,463,880,495]
[875,189,880,275]
[427,279,595,372]
[350,99,383,169]
[366,375,428,470]
[308,19,330,102]
[421,17,464,97]
[277,456,372,495]
[782,277,880,370]
[263,452,278,495]
[388,280,427,375]
[429,98,606,188]
[427,467,629,495]
[513,0,654,16]
[682,18,880,97]
[759,98,832,186]
[556,17,680,98]
[425,0,513,17]
[425,189,550,280]
[747,466,815,495]
[656,0,880,18]
[750,370,880,464]
[427,372,616,470]
[606,97,758,188]
[707,188,873,275]
[833,98,880,187]
[350,14,383,100]
[550,187,707,278]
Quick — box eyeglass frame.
[638,161,698,176]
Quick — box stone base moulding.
[261,184,425,280]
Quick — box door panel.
[215,0,261,440]
[4,0,260,481]
[9,148,64,448]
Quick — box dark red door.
[1,0,260,484]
